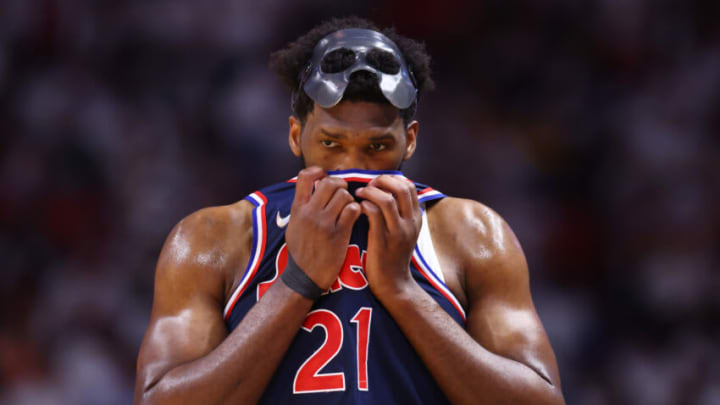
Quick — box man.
[135,17,564,405]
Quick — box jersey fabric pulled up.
[223,169,466,404]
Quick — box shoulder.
[175,199,255,242]
[426,197,529,295]
[426,197,517,256]
[156,199,255,301]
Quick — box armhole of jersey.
[413,206,467,322]
[417,209,445,283]
[223,192,268,320]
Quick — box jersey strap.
[223,191,268,318]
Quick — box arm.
[135,168,361,405]
[134,202,315,405]
[357,178,564,405]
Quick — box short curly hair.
[269,16,435,125]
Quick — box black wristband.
[281,254,324,300]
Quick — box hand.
[355,175,422,299]
[285,167,362,290]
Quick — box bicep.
[135,219,230,394]
[137,295,228,392]
[464,217,561,387]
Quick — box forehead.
[306,101,403,133]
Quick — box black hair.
[269,16,435,125]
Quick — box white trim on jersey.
[329,172,407,181]
[416,209,445,283]
[417,188,443,204]
[413,210,467,321]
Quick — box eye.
[369,143,387,151]
[321,140,339,148]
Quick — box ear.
[402,120,418,161]
[288,115,303,157]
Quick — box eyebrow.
[368,134,396,142]
[320,129,347,139]
[320,129,395,142]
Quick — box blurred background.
[1,0,718,404]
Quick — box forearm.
[380,284,564,405]
[139,281,313,405]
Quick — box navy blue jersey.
[223,169,466,404]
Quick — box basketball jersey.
[223,169,466,404]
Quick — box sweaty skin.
[135,101,565,404]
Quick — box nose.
[334,149,368,171]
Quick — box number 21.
[293,307,372,394]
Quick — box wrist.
[281,254,324,301]
[370,269,423,303]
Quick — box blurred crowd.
[0,1,718,404]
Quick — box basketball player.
[135,17,564,405]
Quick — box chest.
[221,181,465,403]
[224,209,466,321]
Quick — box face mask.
[296,28,418,110]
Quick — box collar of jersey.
[327,169,404,180]
[287,169,406,183]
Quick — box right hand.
[285,167,362,290]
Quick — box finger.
[360,200,387,238]
[336,201,362,230]
[410,182,420,212]
[368,175,417,218]
[294,167,326,204]
[356,185,399,230]
[310,177,348,208]
[324,187,355,218]
[401,177,420,212]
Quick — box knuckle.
[341,189,354,201]
[322,220,336,234]
[330,177,347,188]
[298,168,312,179]
[317,221,330,233]
[317,213,333,226]
[299,167,323,180]
[313,218,328,232]
[380,194,395,206]
[330,189,346,203]
[315,179,330,192]
[323,176,339,186]
[299,205,315,219]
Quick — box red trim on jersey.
[411,256,466,322]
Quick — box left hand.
[355,175,422,299]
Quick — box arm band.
[281,254,324,300]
